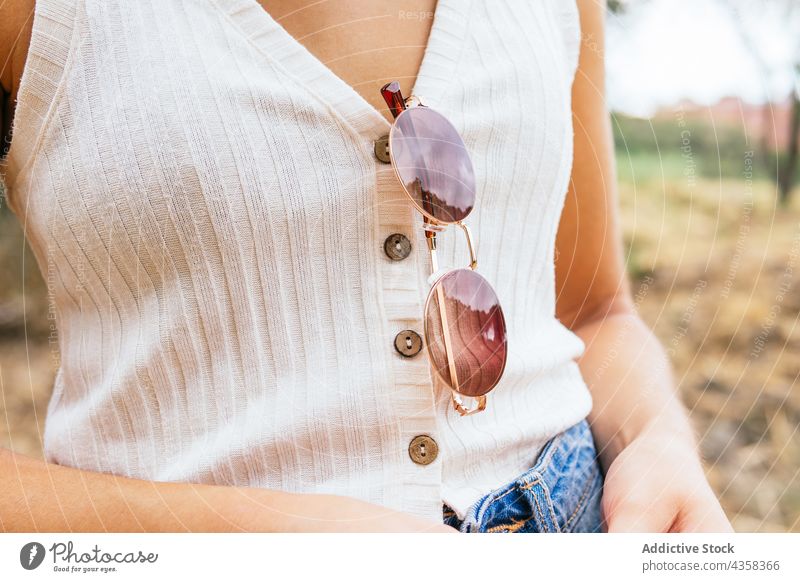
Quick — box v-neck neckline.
[215,0,471,140]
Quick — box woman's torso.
[1,0,591,522]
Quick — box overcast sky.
[606,0,798,116]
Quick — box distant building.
[653,97,794,150]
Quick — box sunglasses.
[380,81,508,416]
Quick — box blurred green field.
[1,113,798,531]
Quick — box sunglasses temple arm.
[428,235,462,399]
[380,81,407,120]
[426,232,464,400]
[428,226,487,416]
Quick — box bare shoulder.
[1,0,37,96]
[1,0,35,154]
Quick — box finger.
[672,499,734,533]
[605,498,676,533]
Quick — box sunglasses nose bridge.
[423,224,478,282]
[457,222,478,270]
[421,220,477,273]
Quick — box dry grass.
[620,174,800,532]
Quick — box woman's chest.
[254,0,437,121]
[18,0,581,262]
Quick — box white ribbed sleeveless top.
[2,0,592,521]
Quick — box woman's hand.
[601,423,733,533]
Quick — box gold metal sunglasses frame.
[382,82,506,416]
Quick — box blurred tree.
[725,0,800,204]
[608,0,627,13]
[782,67,800,204]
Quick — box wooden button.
[384,233,412,261]
[374,134,391,163]
[408,435,438,465]
[394,330,423,357]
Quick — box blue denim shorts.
[442,419,604,533]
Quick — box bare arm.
[555,0,689,469]
[555,0,731,532]
[0,448,454,532]
[1,448,247,532]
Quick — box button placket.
[375,141,441,516]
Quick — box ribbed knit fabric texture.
[1,0,592,522]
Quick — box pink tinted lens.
[390,107,476,223]
[424,269,507,397]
